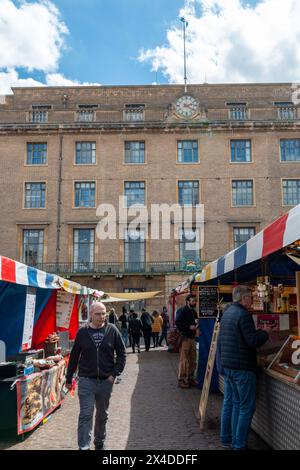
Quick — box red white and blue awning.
[195,203,300,283]
[0,256,60,289]
[0,256,103,295]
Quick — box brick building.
[0,83,299,311]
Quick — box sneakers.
[95,443,105,450]
[178,380,190,389]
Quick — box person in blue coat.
[219,285,270,450]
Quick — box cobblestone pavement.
[1,346,269,450]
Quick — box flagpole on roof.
[180,17,188,93]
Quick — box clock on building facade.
[175,95,199,119]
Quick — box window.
[24,182,46,208]
[227,102,247,120]
[27,143,47,165]
[179,228,200,269]
[124,104,145,121]
[77,105,97,122]
[22,229,44,267]
[282,180,300,206]
[232,180,254,206]
[73,229,94,272]
[124,229,145,272]
[125,141,145,164]
[231,140,252,163]
[280,140,300,162]
[233,227,256,249]
[178,181,199,206]
[75,182,96,208]
[124,181,145,207]
[75,142,96,164]
[30,105,51,123]
[275,102,296,120]
[177,141,198,163]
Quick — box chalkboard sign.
[199,286,218,318]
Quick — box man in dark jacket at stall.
[175,294,198,388]
[66,302,126,451]
[219,285,270,451]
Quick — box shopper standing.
[151,310,163,348]
[128,312,143,353]
[140,308,153,351]
[159,306,170,346]
[118,307,129,347]
[219,285,270,450]
[175,294,198,389]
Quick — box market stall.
[0,256,87,435]
[191,204,300,450]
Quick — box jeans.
[121,328,129,347]
[223,368,257,450]
[152,332,159,348]
[77,377,113,450]
[159,328,168,346]
[220,371,234,445]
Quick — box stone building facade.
[0,83,299,311]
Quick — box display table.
[219,369,300,450]
[0,358,67,436]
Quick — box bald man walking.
[66,302,126,450]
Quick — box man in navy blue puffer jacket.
[219,285,270,450]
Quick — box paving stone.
[0,346,269,450]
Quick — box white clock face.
[175,95,199,118]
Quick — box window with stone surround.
[27,143,47,165]
[75,142,96,164]
[275,102,297,120]
[177,140,198,163]
[227,102,248,120]
[232,180,254,206]
[74,182,96,208]
[233,227,256,248]
[282,179,300,206]
[124,104,145,121]
[178,181,199,206]
[24,182,46,208]
[231,140,252,163]
[280,139,300,162]
[125,141,145,163]
[22,229,44,267]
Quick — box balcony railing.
[33,261,207,276]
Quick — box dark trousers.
[143,330,152,351]
[132,334,141,353]
[159,328,168,346]
[152,332,160,348]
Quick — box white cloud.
[0,1,101,94]
[0,0,67,71]
[139,0,300,83]
[0,68,45,95]
[45,73,100,87]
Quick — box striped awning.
[0,256,103,296]
[0,256,60,289]
[195,203,300,283]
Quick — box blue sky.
[1,0,300,93]
[56,0,185,85]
